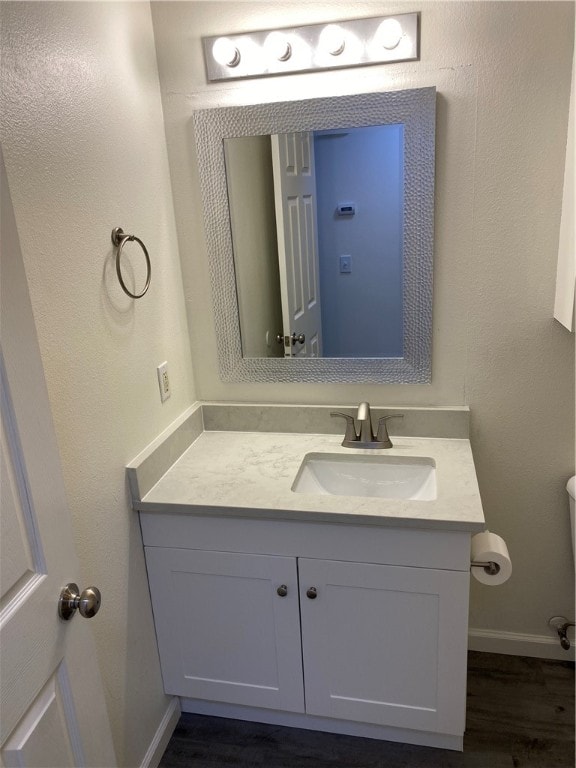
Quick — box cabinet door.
[145,547,304,712]
[299,558,469,735]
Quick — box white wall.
[152,1,575,648]
[225,136,283,357]
[1,2,196,765]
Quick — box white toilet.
[567,476,576,567]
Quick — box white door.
[144,547,305,712]
[271,132,322,358]
[299,558,470,735]
[0,153,116,768]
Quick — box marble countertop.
[134,430,485,532]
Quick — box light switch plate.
[339,255,352,274]
[157,362,171,403]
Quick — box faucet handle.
[376,414,404,447]
[330,412,358,443]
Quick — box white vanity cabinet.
[145,548,305,712]
[141,512,472,749]
[299,558,469,734]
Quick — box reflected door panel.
[271,132,322,358]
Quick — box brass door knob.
[59,583,102,621]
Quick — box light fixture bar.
[203,13,419,82]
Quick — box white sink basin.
[292,453,437,500]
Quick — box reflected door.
[0,155,116,767]
[271,132,322,358]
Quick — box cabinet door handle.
[306,587,317,599]
[276,585,288,597]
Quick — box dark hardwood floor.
[159,652,575,768]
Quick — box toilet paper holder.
[470,560,501,576]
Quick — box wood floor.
[159,652,575,768]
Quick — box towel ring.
[111,227,151,299]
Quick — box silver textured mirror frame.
[193,87,436,383]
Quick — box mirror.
[193,87,435,383]
[225,124,404,359]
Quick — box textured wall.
[1,2,196,765]
[152,2,575,644]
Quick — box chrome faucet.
[330,402,404,449]
[356,401,373,444]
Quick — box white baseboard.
[469,628,575,661]
[180,698,463,751]
[140,696,181,768]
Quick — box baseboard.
[180,698,463,751]
[140,696,181,768]
[469,628,575,662]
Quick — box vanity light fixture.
[264,31,292,62]
[203,13,419,81]
[376,18,404,50]
[318,24,346,57]
[211,37,241,68]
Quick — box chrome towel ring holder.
[111,227,151,299]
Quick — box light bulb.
[376,19,403,50]
[264,31,292,62]
[319,24,346,56]
[212,37,240,67]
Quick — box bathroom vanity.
[129,405,485,751]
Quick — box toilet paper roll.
[471,531,512,585]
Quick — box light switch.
[339,255,352,274]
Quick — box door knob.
[306,587,318,599]
[276,584,288,597]
[59,583,102,621]
[291,333,305,345]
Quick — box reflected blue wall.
[315,124,404,357]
